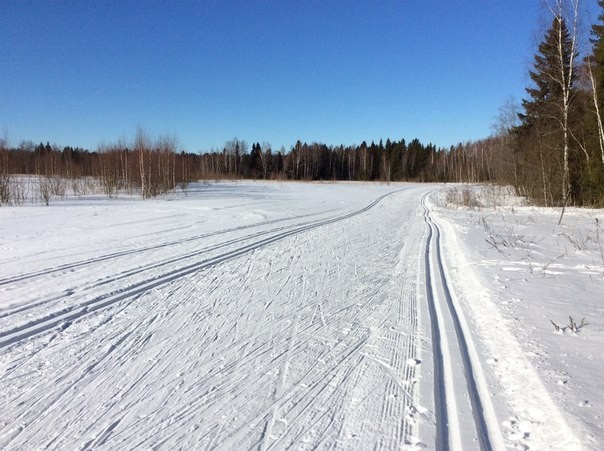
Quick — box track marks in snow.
[0,186,429,450]
[0,209,329,287]
[0,191,400,350]
[421,193,505,450]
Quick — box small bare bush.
[178,181,189,196]
[596,218,604,272]
[444,185,481,209]
[462,185,480,209]
[559,231,592,252]
[0,174,10,205]
[479,215,538,263]
[10,178,26,205]
[71,177,86,197]
[0,142,10,205]
[38,177,52,206]
[102,169,120,198]
[50,176,65,199]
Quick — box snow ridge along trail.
[421,193,505,451]
[0,182,429,450]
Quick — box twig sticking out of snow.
[595,218,604,275]
[568,316,587,333]
[550,316,588,334]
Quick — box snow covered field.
[0,181,601,449]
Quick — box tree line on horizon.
[0,133,471,202]
[2,0,604,207]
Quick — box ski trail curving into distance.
[0,189,404,349]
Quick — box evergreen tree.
[248,142,263,179]
[518,15,577,205]
[591,0,604,109]
[586,0,604,203]
[520,17,574,130]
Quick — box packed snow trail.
[0,190,399,349]
[0,208,330,287]
[421,194,505,451]
[1,182,587,449]
[0,183,429,449]
[430,188,587,450]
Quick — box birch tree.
[518,2,579,210]
[552,0,580,209]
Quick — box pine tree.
[249,142,262,179]
[592,1,604,99]
[518,15,577,206]
[583,0,604,204]
[590,0,604,165]
[520,17,574,131]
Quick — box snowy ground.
[432,186,604,450]
[0,181,601,449]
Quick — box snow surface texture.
[0,181,599,449]
[433,185,603,450]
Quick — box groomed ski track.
[0,191,398,349]
[421,194,504,451]
[0,183,510,449]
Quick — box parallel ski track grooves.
[0,217,337,320]
[0,217,334,322]
[421,193,493,451]
[0,190,401,349]
[422,195,448,451]
[0,210,333,287]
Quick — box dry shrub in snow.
[550,316,588,334]
[0,173,10,205]
[441,184,526,210]
[443,185,481,209]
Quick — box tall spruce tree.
[519,15,577,206]
[585,0,604,204]
[591,0,604,164]
[520,18,570,127]
[592,1,604,99]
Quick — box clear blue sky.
[0,1,600,152]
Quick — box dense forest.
[2,0,604,207]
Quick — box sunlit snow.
[0,182,601,449]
